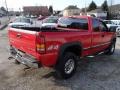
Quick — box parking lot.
[0,28,120,90]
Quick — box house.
[80,8,87,16]
[23,6,50,16]
[87,9,107,19]
[63,5,80,16]
[109,4,120,19]
[0,9,6,16]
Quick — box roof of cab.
[60,15,102,21]
[62,15,93,19]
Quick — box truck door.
[99,21,113,49]
[91,18,103,53]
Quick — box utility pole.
[110,0,113,19]
[5,0,10,20]
[85,0,87,15]
[19,8,22,16]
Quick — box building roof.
[23,6,49,12]
[88,9,106,13]
[110,4,120,14]
[64,5,79,10]
[23,6,50,16]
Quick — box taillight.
[36,34,46,54]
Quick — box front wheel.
[105,41,116,55]
[116,27,120,37]
[55,52,77,79]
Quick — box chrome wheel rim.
[118,30,120,36]
[116,28,120,36]
[64,59,75,74]
[111,44,115,52]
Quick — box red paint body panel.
[8,16,116,67]
[9,28,38,57]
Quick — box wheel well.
[55,43,82,68]
[64,45,82,56]
[112,38,116,43]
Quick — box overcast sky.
[0,0,120,11]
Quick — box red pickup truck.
[9,16,116,79]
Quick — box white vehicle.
[9,17,33,28]
[104,20,120,36]
[111,20,120,26]
[116,27,120,36]
[104,20,115,28]
[42,17,58,28]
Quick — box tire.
[105,41,116,55]
[55,52,77,79]
[14,59,20,64]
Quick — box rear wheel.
[14,59,20,64]
[55,52,77,79]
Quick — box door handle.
[101,34,105,37]
[16,33,21,38]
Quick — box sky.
[0,0,120,11]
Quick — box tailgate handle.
[17,33,21,38]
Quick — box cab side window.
[99,21,108,32]
[92,18,100,32]
[58,17,88,30]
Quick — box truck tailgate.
[9,28,37,57]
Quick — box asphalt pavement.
[0,16,14,30]
[0,29,120,90]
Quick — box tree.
[101,0,110,19]
[87,1,97,11]
[49,6,53,15]
[101,0,108,11]
[0,7,7,12]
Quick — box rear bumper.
[10,46,41,68]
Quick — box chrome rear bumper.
[10,46,41,68]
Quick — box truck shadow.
[41,48,120,89]
[8,48,119,89]
[42,40,120,80]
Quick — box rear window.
[58,17,88,30]
[43,18,58,23]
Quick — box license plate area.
[16,51,27,64]
[17,50,25,56]
[10,47,39,68]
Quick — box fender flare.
[56,42,83,66]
